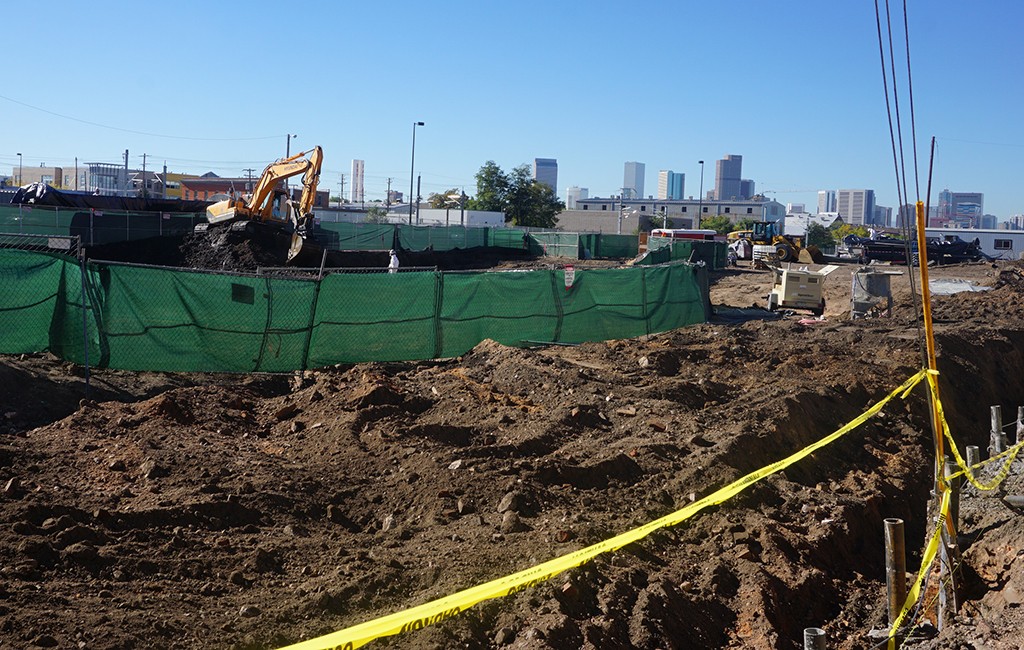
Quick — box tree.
[365,205,389,223]
[700,215,733,235]
[732,218,758,232]
[465,161,564,228]
[805,222,835,248]
[833,223,872,240]
[466,161,508,213]
[428,188,462,209]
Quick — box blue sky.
[2,1,1022,219]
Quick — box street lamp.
[285,134,297,193]
[409,121,424,225]
[17,152,23,186]
[697,160,705,228]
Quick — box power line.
[0,92,281,142]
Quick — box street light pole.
[697,160,705,228]
[285,134,297,193]
[409,121,424,226]
[17,152,23,186]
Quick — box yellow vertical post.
[914,200,945,486]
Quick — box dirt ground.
[2,239,1024,650]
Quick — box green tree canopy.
[364,205,389,223]
[700,215,733,235]
[805,222,835,247]
[427,188,463,209]
[465,161,564,228]
[833,223,872,240]
[732,218,758,232]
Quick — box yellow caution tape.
[926,373,1024,491]
[278,369,928,650]
[887,489,951,650]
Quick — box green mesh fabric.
[0,251,708,372]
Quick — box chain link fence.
[0,247,709,373]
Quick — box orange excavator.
[196,146,324,263]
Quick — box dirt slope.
[1,254,1022,650]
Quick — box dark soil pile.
[1,257,1022,650]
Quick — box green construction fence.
[0,204,204,245]
[1,205,644,260]
[641,237,728,269]
[0,248,709,373]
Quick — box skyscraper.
[623,162,645,199]
[714,155,742,200]
[836,189,876,226]
[817,190,836,214]
[657,171,684,200]
[533,158,558,193]
[739,179,755,200]
[350,159,365,205]
[566,186,588,209]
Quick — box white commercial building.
[350,159,365,205]
[566,186,588,209]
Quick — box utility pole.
[385,178,392,209]
[75,157,78,191]
[123,149,129,197]
[162,162,168,199]
[243,168,255,193]
[339,174,345,205]
[140,153,147,198]
[416,175,422,224]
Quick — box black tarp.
[10,183,210,213]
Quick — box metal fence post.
[803,627,826,650]
[77,240,91,398]
[991,405,1007,456]
[1017,406,1024,445]
[884,518,907,628]
[944,457,960,533]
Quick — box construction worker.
[388,249,400,274]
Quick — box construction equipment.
[750,221,824,265]
[766,263,838,316]
[197,146,324,262]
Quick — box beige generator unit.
[766,265,838,316]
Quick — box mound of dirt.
[0,259,1022,650]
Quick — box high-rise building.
[836,189,876,226]
[739,179,755,200]
[657,171,684,200]
[714,154,742,200]
[533,158,558,193]
[566,186,588,209]
[350,159,365,204]
[936,189,984,227]
[817,190,836,214]
[873,205,892,227]
[624,162,645,199]
[952,192,983,227]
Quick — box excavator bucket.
[798,245,825,264]
[286,232,326,267]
